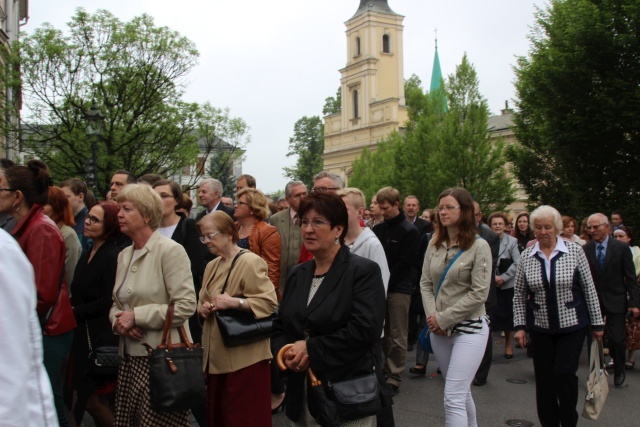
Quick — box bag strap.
[220,250,246,295]
[159,303,195,351]
[434,248,465,298]
[590,339,605,372]
[86,322,93,352]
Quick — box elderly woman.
[196,211,278,426]
[420,188,491,426]
[488,212,521,359]
[0,160,76,426]
[234,188,281,292]
[272,192,386,427]
[44,186,82,285]
[561,215,586,246]
[514,205,604,427]
[67,201,122,426]
[109,184,196,427]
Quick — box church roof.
[430,44,443,93]
[487,112,514,132]
[351,0,400,19]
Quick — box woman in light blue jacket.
[488,212,520,358]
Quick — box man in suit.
[268,180,307,296]
[404,195,433,237]
[195,178,235,221]
[584,213,640,387]
[472,201,500,386]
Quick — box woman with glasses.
[197,211,278,426]
[109,184,196,426]
[67,201,123,426]
[420,188,492,427]
[272,192,386,426]
[0,160,76,426]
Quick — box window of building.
[353,90,359,119]
[355,36,361,56]
[382,34,390,53]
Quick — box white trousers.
[431,319,489,427]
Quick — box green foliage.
[14,9,248,195]
[322,87,342,116]
[283,116,324,189]
[510,0,640,223]
[350,56,514,212]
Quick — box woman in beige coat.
[109,184,196,427]
[197,211,278,426]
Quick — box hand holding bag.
[213,251,276,347]
[418,248,466,353]
[146,303,206,412]
[582,339,609,420]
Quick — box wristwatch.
[238,298,245,307]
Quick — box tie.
[597,244,605,269]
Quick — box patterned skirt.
[114,355,190,427]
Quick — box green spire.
[430,36,447,111]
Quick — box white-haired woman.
[513,205,604,427]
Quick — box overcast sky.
[27,0,547,194]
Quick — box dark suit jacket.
[478,223,500,311]
[171,216,207,296]
[412,217,434,237]
[584,238,639,313]
[272,245,386,422]
[195,202,235,222]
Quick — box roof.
[487,112,514,133]
[351,0,400,19]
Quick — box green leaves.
[283,116,324,189]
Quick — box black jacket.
[584,238,639,313]
[272,246,386,423]
[373,212,419,294]
[171,216,207,296]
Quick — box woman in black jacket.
[272,192,386,426]
[67,201,122,426]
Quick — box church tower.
[322,0,408,180]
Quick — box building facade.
[323,0,408,181]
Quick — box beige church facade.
[323,1,408,179]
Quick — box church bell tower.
[323,0,408,180]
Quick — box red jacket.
[11,205,76,335]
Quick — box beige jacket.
[420,237,491,333]
[109,231,197,356]
[198,250,278,374]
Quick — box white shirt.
[529,237,569,282]
[158,223,178,239]
[0,229,58,427]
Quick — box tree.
[509,0,640,222]
[322,87,341,116]
[283,116,324,189]
[14,9,248,195]
[349,133,402,201]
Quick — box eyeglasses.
[234,201,249,207]
[437,205,461,213]
[311,187,339,193]
[86,215,103,225]
[298,218,331,229]
[586,224,607,231]
[0,187,15,192]
[199,231,221,243]
[158,193,175,200]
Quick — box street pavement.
[271,332,640,427]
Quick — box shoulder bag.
[146,303,206,412]
[582,339,608,420]
[86,322,120,377]
[418,247,466,353]
[214,250,277,347]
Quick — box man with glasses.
[311,170,344,193]
[268,181,308,296]
[584,213,640,387]
[373,186,418,396]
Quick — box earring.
[335,238,339,245]
[13,203,18,212]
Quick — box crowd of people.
[1,158,639,427]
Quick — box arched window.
[353,90,359,118]
[382,34,390,53]
[356,36,361,56]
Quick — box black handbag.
[328,372,381,421]
[146,303,206,412]
[213,250,276,347]
[86,323,120,377]
[497,258,514,275]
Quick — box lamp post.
[84,103,105,195]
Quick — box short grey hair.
[529,205,563,234]
[200,178,223,196]
[284,180,305,197]
[588,213,610,227]
[313,170,345,189]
